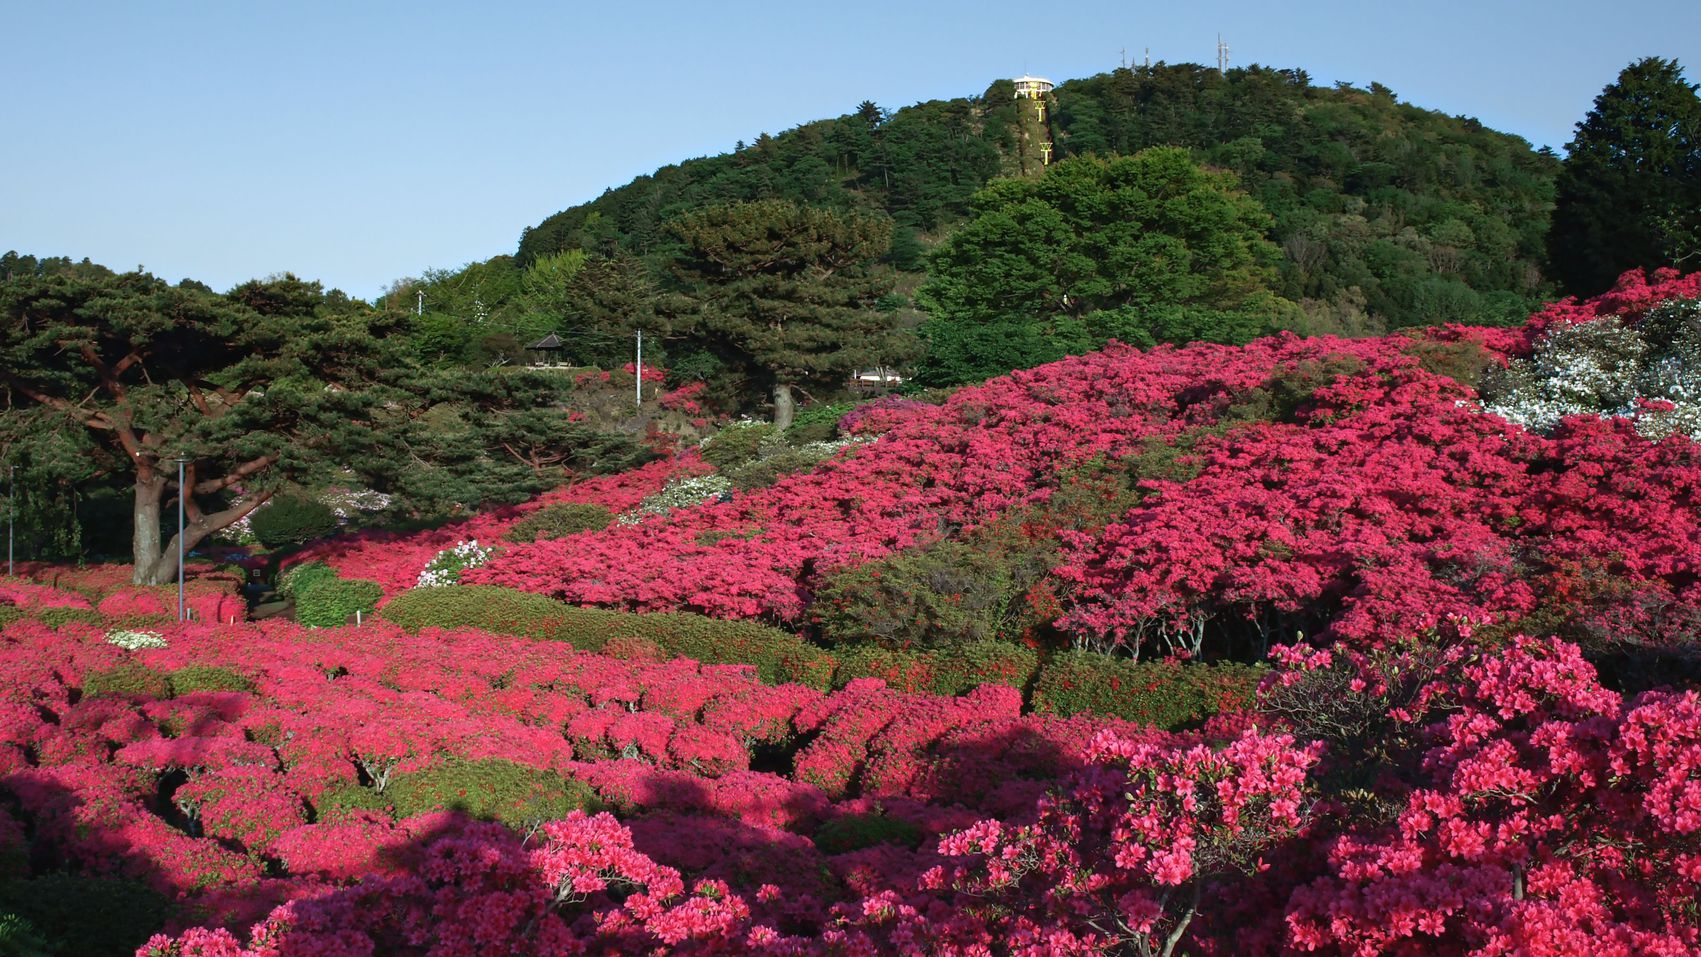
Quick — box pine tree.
[670,200,911,429]
[1547,57,1701,295]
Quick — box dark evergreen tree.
[669,200,911,429]
[1547,57,1701,295]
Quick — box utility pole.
[176,457,187,622]
[416,290,424,317]
[6,464,14,578]
[635,329,643,408]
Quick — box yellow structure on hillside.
[1012,75,1054,99]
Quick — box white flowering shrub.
[105,629,168,650]
[616,475,733,525]
[1480,300,1701,441]
[416,540,498,588]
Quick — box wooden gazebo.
[527,333,569,366]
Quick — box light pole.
[6,464,14,578]
[176,456,187,622]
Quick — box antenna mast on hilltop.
[1216,34,1230,74]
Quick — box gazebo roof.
[528,333,566,350]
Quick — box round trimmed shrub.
[1031,653,1264,728]
[315,759,602,831]
[812,541,1014,650]
[699,422,776,470]
[503,503,613,543]
[832,640,1038,696]
[82,662,171,700]
[813,812,923,855]
[250,493,339,548]
[294,577,383,628]
[166,665,255,696]
[276,560,338,599]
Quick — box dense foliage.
[508,63,1556,351]
[1546,57,1701,295]
[916,148,1293,384]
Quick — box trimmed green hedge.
[813,812,923,855]
[295,577,383,628]
[166,665,255,696]
[831,641,1038,696]
[82,662,171,700]
[1031,653,1265,729]
[379,585,836,688]
[699,422,777,470]
[503,503,613,543]
[276,560,338,599]
[34,607,101,629]
[318,758,602,829]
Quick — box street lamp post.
[6,464,14,578]
[177,457,187,621]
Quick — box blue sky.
[2,0,1697,296]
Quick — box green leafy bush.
[1222,355,1369,424]
[784,401,860,444]
[0,912,53,957]
[166,665,255,696]
[0,606,21,630]
[33,607,101,629]
[275,560,338,599]
[294,577,382,628]
[699,421,777,470]
[503,503,613,543]
[1031,653,1264,728]
[249,493,340,548]
[813,812,923,855]
[812,541,1014,649]
[0,874,170,957]
[380,585,835,688]
[385,759,601,828]
[82,662,171,700]
[831,640,1038,696]
[723,446,835,492]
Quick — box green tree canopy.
[0,270,409,583]
[1547,57,1701,295]
[669,200,912,428]
[915,148,1292,385]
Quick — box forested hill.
[516,63,1560,332]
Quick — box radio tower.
[1216,34,1230,74]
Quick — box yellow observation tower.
[1012,74,1054,99]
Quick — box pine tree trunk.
[132,475,168,585]
[772,382,797,431]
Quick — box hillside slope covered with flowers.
[4,270,1701,956]
[463,269,1701,664]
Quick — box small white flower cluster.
[1480,301,1701,442]
[794,436,870,458]
[105,629,168,650]
[617,475,734,525]
[322,488,394,520]
[416,539,497,588]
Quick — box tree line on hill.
[397,58,1696,411]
